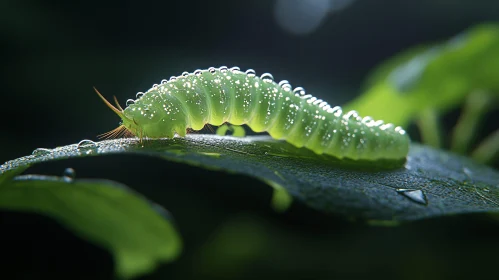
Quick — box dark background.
[2,0,499,279]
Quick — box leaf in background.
[346,23,499,126]
[0,174,182,279]
[1,135,498,222]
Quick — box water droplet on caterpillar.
[306,97,317,104]
[278,80,289,87]
[380,123,394,131]
[362,116,373,123]
[318,101,328,108]
[160,79,168,84]
[126,99,135,106]
[229,66,240,73]
[219,66,229,73]
[396,189,427,205]
[260,73,274,82]
[62,168,76,183]
[182,71,189,77]
[169,76,177,82]
[293,87,306,95]
[32,148,52,156]
[245,69,256,77]
[208,67,216,74]
[194,69,203,76]
[136,92,144,99]
[372,120,384,127]
[77,139,97,154]
[279,80,292,91]
[152,83,159,88]
[343,110,359,121]
[327,106,341,114]
[395,126,406,135]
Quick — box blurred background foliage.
[1,0,499,279]
[346,23,499,162]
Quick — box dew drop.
[343,110,359,120]
[279,80,292,91]
[329,106,342,116]
[396,189,428,205]
[126,99,135,106]
[362,116,373,123]
[152,83,159,88]
[169,76,177,82]
[219,66,228,73]
[260,73,274,82]
[182,71,189,77]
[378,123,393,131]
[373,120,384,127]
[313,99,323,105]
[395,126,406,135]
[32,148,52,156]
[301,94,312,100]
[136,92,144,99]
[160,79,168,84]
[245,69,256,77]
[307,97,317,104]
[62,168,76,183]
[208,67,216,74]
[77,139,97,154]
[292,86,306,95]
[229,66,240,72]
[278,80,290,87]
[194,69,203,76]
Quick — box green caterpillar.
[95,66,410,161]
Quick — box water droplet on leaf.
[396,189,427,205]
[62,168,76,183]
[32,148,52,156]
[77,139,97,154]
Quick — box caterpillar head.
[94,87,186,139]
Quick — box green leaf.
[346,23,499,126]
[0,174,182,279]
[2,135,499,222]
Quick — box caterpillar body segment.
[102,66,410,161]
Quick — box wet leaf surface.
[2,135,498,222]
